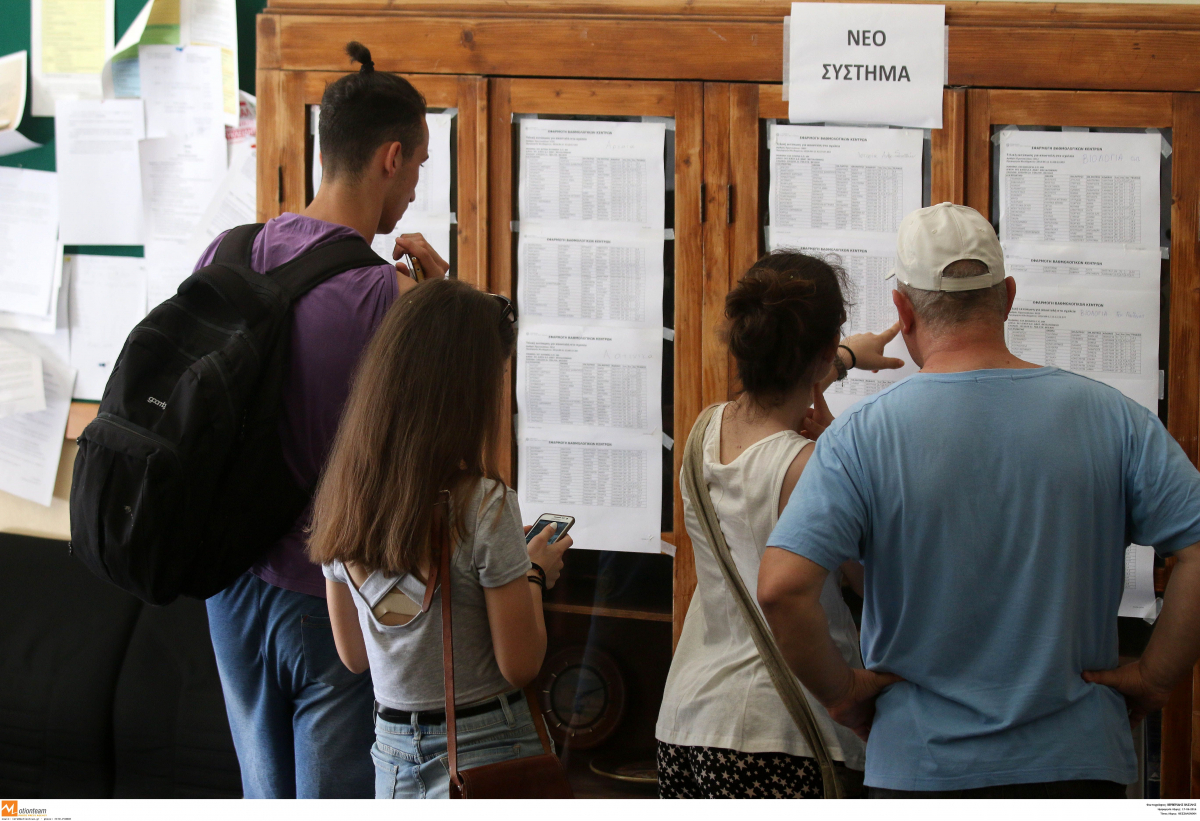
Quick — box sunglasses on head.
[491,293,517,325]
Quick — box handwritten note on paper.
[1005,285,1159,411]
[999,131,1160,249]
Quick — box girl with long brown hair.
[307,278,570,799]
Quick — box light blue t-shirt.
[769,367,1200,791]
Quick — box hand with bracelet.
[522,525,571,591]
[803,322,908,440]
[821,321,906,391]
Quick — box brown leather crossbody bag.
[433,506,575,799]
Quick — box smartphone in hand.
[525,514,575,544]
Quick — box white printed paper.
[311,104,322,194]
[408,111,453,216]
[769,124,923,237]
[516,119,667,553]
[139,44,225,139]
[181,0,238,126]
[0,50,41,157]
[1006,285,1159,411]
[516,325,662,437]
[188,141,256,259]
[31,0,115,116]
[1118,544,1158,620]
[517,229,664,328]
[1003,242,1161,293]
[69,255,148,400]
[144,239,194,311]
[999,130,1160,248]
[787,2,945,128]
[773,233,915,415]
[0,245,65,335]
[55,98,145,245]
[0,338,46,419]
[0,330,75,506]
[0,167,60,318]
[139,133,228,244]
[519,120,666,231]
[517,432,663,554]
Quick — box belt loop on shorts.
[498,692,517,727]
[410,706,422,741]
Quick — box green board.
[0,0,267,255]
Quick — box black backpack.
[69,224,388,605]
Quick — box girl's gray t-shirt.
[323,479,532,711]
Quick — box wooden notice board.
[246,0,1200,796]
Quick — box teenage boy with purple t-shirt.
[198,46,447,798]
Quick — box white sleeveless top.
[656,403,866,767]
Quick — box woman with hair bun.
[655,251,903,799]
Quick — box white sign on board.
[788,2,945,128]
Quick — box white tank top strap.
[702,402,813,526]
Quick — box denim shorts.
[371,692,547,799]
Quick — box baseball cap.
[890,203,1006,292]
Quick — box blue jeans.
[371,692,546,799]
[207,572,376,798]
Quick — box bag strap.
[681,404,844,799]
[266,236,389,302]
[437,500,465,797]
[212,223,266,267]
[438,495,554,799]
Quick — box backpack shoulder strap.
[212,223,266,268]
[266,236,389,302]
[681,404,845,799]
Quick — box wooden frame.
[254,69,490,289]
[487,78,704,636]
[242,0,1200,794]
[964,88,1200,798]
[257,3,1200,90]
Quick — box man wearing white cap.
[757,203,1200,797]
